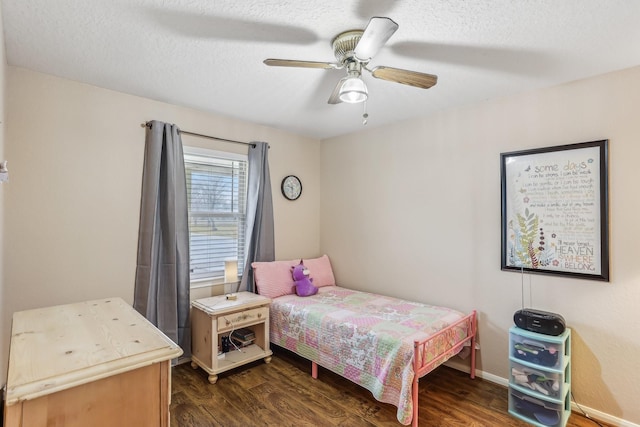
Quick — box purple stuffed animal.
[291,260,318,297]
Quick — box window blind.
[185,151,247,282]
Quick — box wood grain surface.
[6,297,182,404]
[171,346,608,427]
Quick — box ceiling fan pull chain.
[362,101,369,125]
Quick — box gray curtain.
[239,142,275,292]
[134,120,190,359]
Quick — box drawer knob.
[258,313,262,318]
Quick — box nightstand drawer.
[218,307,269,331]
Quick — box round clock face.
[281,175,302,200]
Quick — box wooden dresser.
[3,297,183,427]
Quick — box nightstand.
[190,292,272,384]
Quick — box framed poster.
[501,140,609,281]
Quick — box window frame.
[183,146,248,288]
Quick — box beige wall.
[3,60,639,425]
[321,66,640,425]
[0,3,7,386]
[2,67,322,383]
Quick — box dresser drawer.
[218,306,268,331]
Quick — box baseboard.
[443,360,638,427]
[569,404,640,427]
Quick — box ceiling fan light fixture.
[264,17,437,107]
[339,76,368,103]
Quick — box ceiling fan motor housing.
[332,30,364,64]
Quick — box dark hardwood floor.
[171,346,608,427]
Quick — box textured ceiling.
[3,0,640,139]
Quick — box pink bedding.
[269,286,469,425]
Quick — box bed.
[252,256,477,426]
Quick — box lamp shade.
[224,259,238,283]
[339,76,368,103]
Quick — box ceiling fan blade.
[264,59,338,69]
[328,77,347,104]
[370,66,438,89]
[354,17,398,61]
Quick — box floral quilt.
[269,286,467,425]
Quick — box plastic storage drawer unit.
[508,326,571,427]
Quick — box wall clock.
[281,175,302,200]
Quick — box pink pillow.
[303,255,336,287]
[252,259,297,299]
[252,255,336,298]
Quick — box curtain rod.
[141,122,256,148]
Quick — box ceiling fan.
[264,17,438,105]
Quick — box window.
[184,147,247,283]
